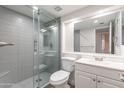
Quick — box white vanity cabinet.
[75,62,124,88]
[75,71,96,88]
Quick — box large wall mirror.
[74,12,122,54]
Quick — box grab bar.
[0,41,14,47]
[0,71,10,79]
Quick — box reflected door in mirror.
[96,28,109,54]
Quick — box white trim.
[109,21,112,53]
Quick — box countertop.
[63,52,124,59]
[76,58,124,71]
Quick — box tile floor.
[12,72,51,88]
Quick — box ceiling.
[38,5,88,17]
[2,5,88,18]
[3,5,33,17]
[74,12,119,30]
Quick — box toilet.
[50,57,76,88]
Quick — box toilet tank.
[61,57,76,72]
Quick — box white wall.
[0,7,33,84]
[62,22,74,52]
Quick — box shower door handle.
[34,40,38,52]
[0,41,14,47]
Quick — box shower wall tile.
[0,6,33,84]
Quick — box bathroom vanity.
[75,58,124,88]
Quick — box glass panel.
[33,9,39,88]
[33,9,60,88]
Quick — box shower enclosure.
[33,9,61,88]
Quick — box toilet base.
[54,82,70,88]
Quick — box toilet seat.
[50,70,70,85]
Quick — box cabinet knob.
[120,73,124,82]
[97,80,101,83]
[92,78,96,82]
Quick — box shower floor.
[12,72,51,88]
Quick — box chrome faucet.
[94,56,104,61]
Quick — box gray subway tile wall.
[0,6,33,85]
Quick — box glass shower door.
[33,9,60,88]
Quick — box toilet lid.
[50,70,70,82]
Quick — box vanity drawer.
[97,76,124,88]
[75,63,124,82]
